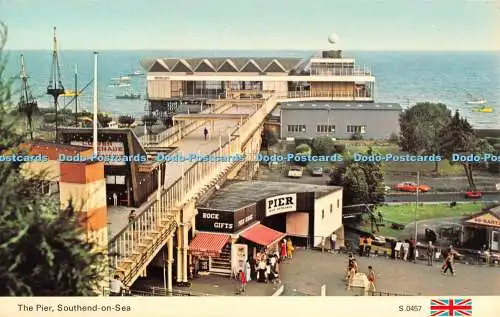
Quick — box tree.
[438,111,478,189]
[350,132,363,140]
[399,102,452,172]
[294,143,311,166]
[97,113,112,128]
[0,23,106,296]
[118,115,135,127]
[311,136,335,156]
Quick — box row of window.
[321,199,341,219]
[287,125,367,133]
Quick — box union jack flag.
[430,298,472,316]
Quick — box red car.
[465,191,482,199]
[394,182,431,193]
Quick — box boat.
[109,76,131,87]
[471,105,493,113]
[116,92,141,100]
[465,91,487,105]
[127,70,144,76]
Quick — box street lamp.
[414,170,420,243]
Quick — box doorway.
[492,231,499,251]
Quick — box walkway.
[108,104,255,239]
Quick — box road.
[385,192,500,203]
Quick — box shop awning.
[189,233,231,257]
[240,224,285,247]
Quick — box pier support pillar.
[182,226,189,282]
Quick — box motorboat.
[109,76,131,87]
[471,106,493,113]
[116,92,141,100]
[466,98,487,105]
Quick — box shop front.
[462,207,500,252]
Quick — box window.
[346,125,367,133]
[316,125,335,133]
[322,209,325,219]
[337,199,340,208]
[330,204,333,213]
[287,124,306,133]
[106,175,126,185]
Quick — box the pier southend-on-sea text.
[18,303,132,312]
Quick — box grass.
[359,203,483,237]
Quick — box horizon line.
[5,48,500,52]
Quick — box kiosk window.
[106,175,126,185]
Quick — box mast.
[92,52,99,156]
[46,26,65,143]
[74,63,78,127]
[19,54,38,140]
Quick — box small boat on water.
[471,105,493,113]
[127,70,144,76]
[109,76,131,87]
[465,91,487,105]
[116,92,141,100]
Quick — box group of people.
[390,239,416,261]
[358,236,373,256]
[426,242,456,276]
[345,253,376,292]
[238,239,294,294]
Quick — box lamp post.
[414,170,420,243]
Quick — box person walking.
[238,269,247,294]
[280,239,287,261]
[403,240,410,261]
[346,262,356,290]
[427,241,434,266]
[330,232,337,254]
[286,239,294,259]
[367,266,376,292]
[442,253,455,276]
[245,260,251,283]
[203,127,208,140]
[321,236,326,253]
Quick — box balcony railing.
[307,68,372,77]
[286,90,372,99]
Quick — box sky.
[1,0,499,50]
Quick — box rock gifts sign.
[265,193,297,217]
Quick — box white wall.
[313,190,343,247]
[262,80,288,98]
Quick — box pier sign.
[266,193,297,217]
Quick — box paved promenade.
[107,105,254,239]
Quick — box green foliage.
[98,113,113,128]
[294,137,312,147]
[350,132,363,140]
[399,102,451,155]
[388,132,399,144]
[311,136,335,156]
[0,24,106,296]
[333,143,346,154]
[118,115,135,127]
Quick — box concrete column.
[167,236,173,292]
[182,226,189,282]
[176,227,182,283]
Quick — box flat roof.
[199,180,341,211]
[280,101,402,111]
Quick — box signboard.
[265,193,297,217]
[231,244,248,276]
[70,141,126,166]
[233,207,257,231]
[195,209,235,233]
[466,213,500,228]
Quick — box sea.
[4,50,500,129]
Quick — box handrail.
[286,91,371,99]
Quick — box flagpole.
[74,63,78,127]
[92,52,99,156]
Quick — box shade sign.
[266,193,297,217]
[466,213,500,228]
[70,141,126,166]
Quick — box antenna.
[46,26,65,143]
[19,54,38,140]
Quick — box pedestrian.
[358,236,365,256]
[390,240,396,260]
[109,275,128,296]
[367,266,376,292]
[331,232,337,254]
[427,241,434,266]
[364,236,372,257]
[321,236,326,253]
[239,269,247,293]
[245,260,251,283]
[403,240,409,261]
[203,127,208,140]
[442,253,455,276]
[280,239,287,260]
[287,239,294,259]
[346,262,356,290]
[394,240,402,260]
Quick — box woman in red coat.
[280,239,287,260]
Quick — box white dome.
[328,33,339,44]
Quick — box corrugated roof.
[280,101,402,111]
[143,57,302,73]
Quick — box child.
[367,266,376,292]
[239,269,247,294]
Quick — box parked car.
[394,182,431,192]
[465,191,482,199]
[287,165,303,178]
[311,167,323,176]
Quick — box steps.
[210,244,231,276]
